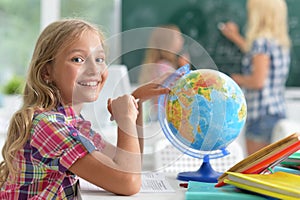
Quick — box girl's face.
[172,32,184,54]
[48,30,108,105]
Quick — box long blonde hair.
[245,0,290,50]
[0,18,105,187]
[139,25,183,84]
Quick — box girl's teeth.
[79,81,98,86]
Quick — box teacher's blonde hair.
[246,0,290,50]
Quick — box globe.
[158,64,247,182]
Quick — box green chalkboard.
[121,0,300,86]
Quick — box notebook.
[185,180,266,200]
[224,171,300,200]
[216,133,300,187]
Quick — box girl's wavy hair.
[245,0,291,51]
[0,18,105,186]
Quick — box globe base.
[177,156,222,183]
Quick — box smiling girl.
[0,18,170,199]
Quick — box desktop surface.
[80,174,186,200]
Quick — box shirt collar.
[55,104,86,126]
[55,105,93,139]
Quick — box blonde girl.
[0,18,169,199]
[220,0,291,155]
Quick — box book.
[273,165,300,175]
[224,171,300,200]
[185,180,266,200]
[280,151,300,166]
[216,132,300,187]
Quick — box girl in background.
[139,24,189,84]
[139,25,189,121]
[220,0,291,155]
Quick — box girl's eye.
[71,57,84,63]
[96,58,105,64]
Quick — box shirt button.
[71,131,78,137]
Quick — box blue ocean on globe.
[158,66,247,159]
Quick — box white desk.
[80,174,186,200]
[95,121,166,171]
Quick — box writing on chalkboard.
[122,0,300,86]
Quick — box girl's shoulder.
[32,106,75,125]
[251,37,281,55]
[32,110,66,127]
[157,59,173,66]
[252,37,270,45]
[156,59,176,72]
[253,37,281,48]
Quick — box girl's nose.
[84,57,102,75]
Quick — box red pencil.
[215,181,225,187]
[179,183,188,188]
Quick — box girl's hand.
[132,69,188,101]
[219,21,247,52]
[131,83,170,102]
[220,21,241,42]
[107,95,139,123]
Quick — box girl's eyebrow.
[69,48,105,54]
[92,48,105,54]
[68,49,86,54]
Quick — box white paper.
[79,172,175,193]
[140,172,175,192]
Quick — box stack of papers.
[79,172,175,193]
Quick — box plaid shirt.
[241,38,290,121]
[0,105,105,199]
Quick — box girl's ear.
[41,63,52,83]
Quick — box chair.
[153,138,244,173]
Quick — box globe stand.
[177,155,222,183]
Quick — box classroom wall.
[121,0,300,86]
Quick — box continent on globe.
[159,66,247,158]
